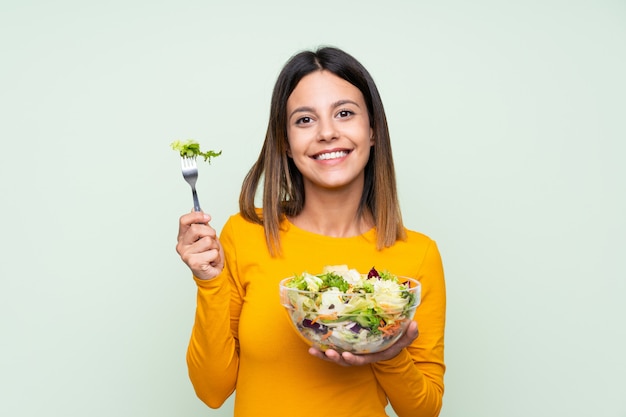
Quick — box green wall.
[1,1,625,416]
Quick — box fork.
[181,156,201,211]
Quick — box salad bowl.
[279,266,421,354]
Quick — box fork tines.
[180,156,201,211]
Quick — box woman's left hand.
[308,321,419,366]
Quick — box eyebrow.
[288,99,361,120]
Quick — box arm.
[372,240,446,417]
[308,240,446,416]
[186,274,239,408]
[177,213,243,408]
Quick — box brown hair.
[239,46,406,255]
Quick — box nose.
[317,117,339,142]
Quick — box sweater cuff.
[193,273,226,289]
[374,348,413,370]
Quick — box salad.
[170,139,222,163]
[281,265,421,353]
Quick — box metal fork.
[181,156,201,211]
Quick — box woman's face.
[286,70,373,193]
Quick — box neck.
[289,187,373,238]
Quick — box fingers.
[177,211,211,242]
[406,320,419,340]
[181,241,221,270]
[176,211,224,280]
[176,211,215,250]
[308,348,351,367]
[185,247,224,280]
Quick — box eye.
[295,116,313,125]
[337,109,354,118]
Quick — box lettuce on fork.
[171,139,222,163]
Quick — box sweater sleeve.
[371,240,447,417]
[186,217,243,408]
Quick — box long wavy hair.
[239,46,406,255]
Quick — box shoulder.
[222,211,264,233]
[393,227,443,263]
[219,212,267,254]
[394,228,445,281]
[403,228,436,246]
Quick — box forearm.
[186,275,239,408]
[372,349,444,417]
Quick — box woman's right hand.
[176,211,224,280]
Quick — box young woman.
[176,47,446,417]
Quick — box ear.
[369,128,375,146]
[286,146,293,158]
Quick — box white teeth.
[316,151,348,160]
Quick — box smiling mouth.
[313,150,350,160]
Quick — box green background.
[1,1,625,416]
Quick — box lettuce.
[283,267,421,352]
[170,139,222,163]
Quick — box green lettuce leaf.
[171,139,222,163]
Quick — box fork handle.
[192,189,201,212]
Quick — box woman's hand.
[176,211,224,280]
[308,321,419,366]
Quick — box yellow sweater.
[187,213,446,417]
